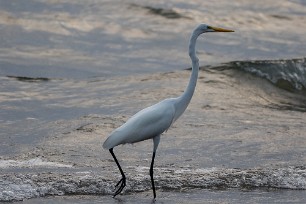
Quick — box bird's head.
[195,24,234,34]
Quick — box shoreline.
[1,69,306,202]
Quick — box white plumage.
[103,24,234,199]
[103,98,175,149]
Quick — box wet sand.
[18,189,306,204]
[11,69,306,169]
[1,68,306,202]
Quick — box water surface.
[1,0,306,202]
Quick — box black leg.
[109,148,126,197]
[150,151,156,199]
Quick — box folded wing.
[103,99,176,149]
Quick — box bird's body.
[103,98,176,149]
[103,24,234,199]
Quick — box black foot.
[113,176,126,197]
[151,197,156,203]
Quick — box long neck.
[174,31,200,121]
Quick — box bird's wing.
[103,99,175,149]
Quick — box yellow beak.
[209,26,234,32]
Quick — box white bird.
[103,24,234,199]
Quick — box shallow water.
[16,189,306,204]
[1,68,306,202]
[1,0,306,202]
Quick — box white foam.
[0,158,73,168]
[0,166,305,202]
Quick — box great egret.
[103,24,234,199]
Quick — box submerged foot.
[113,176,126,197]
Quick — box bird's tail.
[102,136,113,149]
[103,130,124,150]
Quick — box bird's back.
[103,98,176,149]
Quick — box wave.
[219,58,306,93]
[6,76,50,83]
[1,165,305,202]
[130,4,191,19]
[0,158,72,169]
